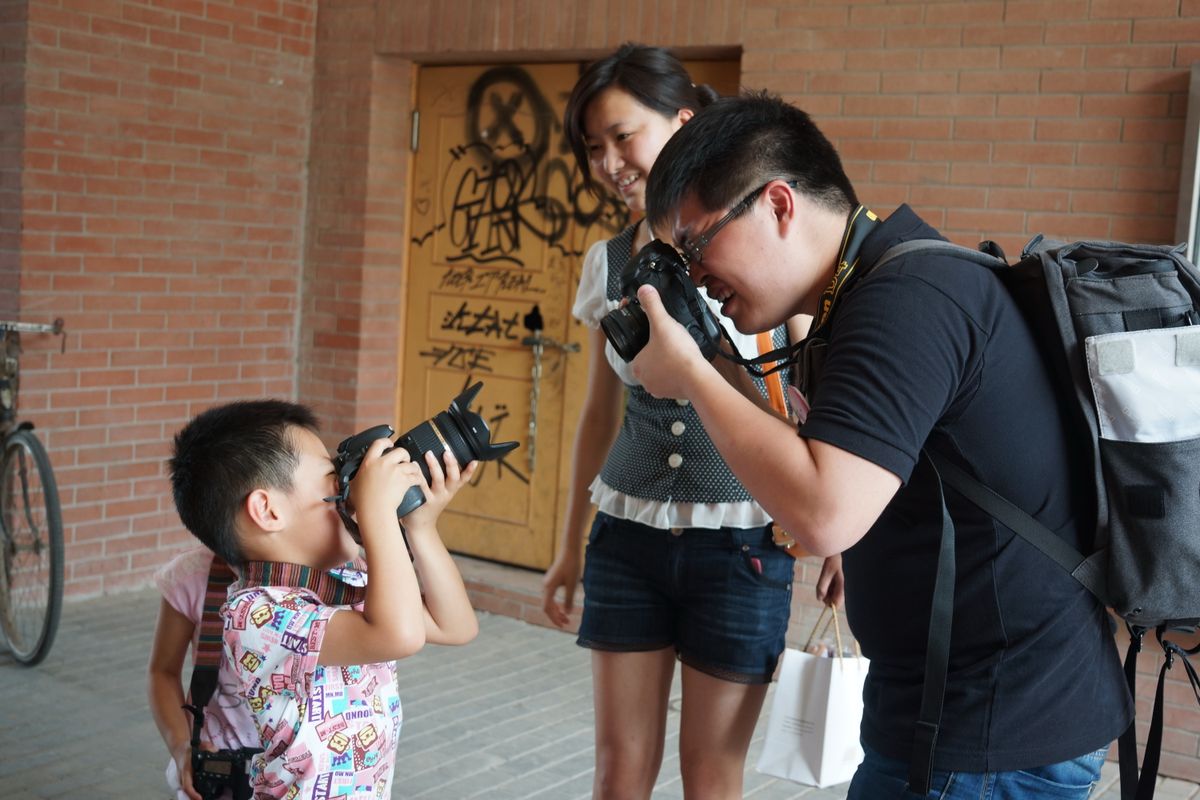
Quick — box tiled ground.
[1,585,1195,799]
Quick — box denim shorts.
[847,742,1108,799]
[577,512,794,684]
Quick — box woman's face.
[582,86,692,214]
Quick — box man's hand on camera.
[630,284,710,399]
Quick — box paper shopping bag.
[755,646,869,787]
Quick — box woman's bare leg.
[677,663,770,800]
[591,647,677,800]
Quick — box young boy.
[168,400,479,799]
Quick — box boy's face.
[281,425,361,569]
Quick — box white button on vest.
[671,421,686,436]
[667,453,683,468]
[675,398,689,406]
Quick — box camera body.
[330,382,519,535]
[599,240,724,362]
[192,746,258,800]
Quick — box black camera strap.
[183,555,238,747]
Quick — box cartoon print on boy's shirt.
[224,584,402,799]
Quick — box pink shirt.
[223,569,402,799]
[155,547,260,799]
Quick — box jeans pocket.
[586,513,611,549]
[736,544,796,590]
[1013,748,1105,795]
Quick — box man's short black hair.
[169,400,319,568]
[645,91,857,231]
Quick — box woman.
[541,43,805,799]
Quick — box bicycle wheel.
[0,427,63,665]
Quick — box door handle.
[521,305,580,472]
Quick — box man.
[631,92,1131,799]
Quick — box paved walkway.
[2,587,1196,799]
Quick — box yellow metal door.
[404,60,738,569]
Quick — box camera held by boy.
[168,399,479,800]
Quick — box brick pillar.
[0,0,25,314]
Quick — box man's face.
[670,181,840,335]
[671,186,796,335]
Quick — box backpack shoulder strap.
[927,451,1109,601]
[873,238,1006,274]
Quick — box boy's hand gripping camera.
[329,381,519,537]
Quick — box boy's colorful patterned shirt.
[223,577,402,799]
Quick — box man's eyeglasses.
[678,179,800,267]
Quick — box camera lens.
[393,421,444,517]
[600,303,650,362]
[390,382,519,518]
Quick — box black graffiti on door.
[440,300,520,341]
[411,66,629,265]
[418,342,496,372]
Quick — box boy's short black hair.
[645,91,858,231]
[169,400,319,568]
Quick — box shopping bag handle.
[804,605,861,662]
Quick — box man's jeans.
[847,743,1108,799]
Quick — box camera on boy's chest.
[192,747,258,800]
[600,239,724,363]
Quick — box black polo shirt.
[800,205,1132,771]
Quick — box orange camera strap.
[755,331,789,418]
[754,331,805,558]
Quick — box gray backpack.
[872,236,1200,800]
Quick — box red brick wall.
[17,0,317,593]
[298,0,412,434]
[382,0,1199,256]
[0,0,25,313]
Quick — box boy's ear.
[245,487,286,532]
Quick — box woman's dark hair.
[564,43,718,194]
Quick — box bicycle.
[0,317,65,666]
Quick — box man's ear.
[245,487,286,533]
[763,179,797,234]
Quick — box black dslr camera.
[192,746,259,800]
[330,382,519,534]
[599,240,724,362]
